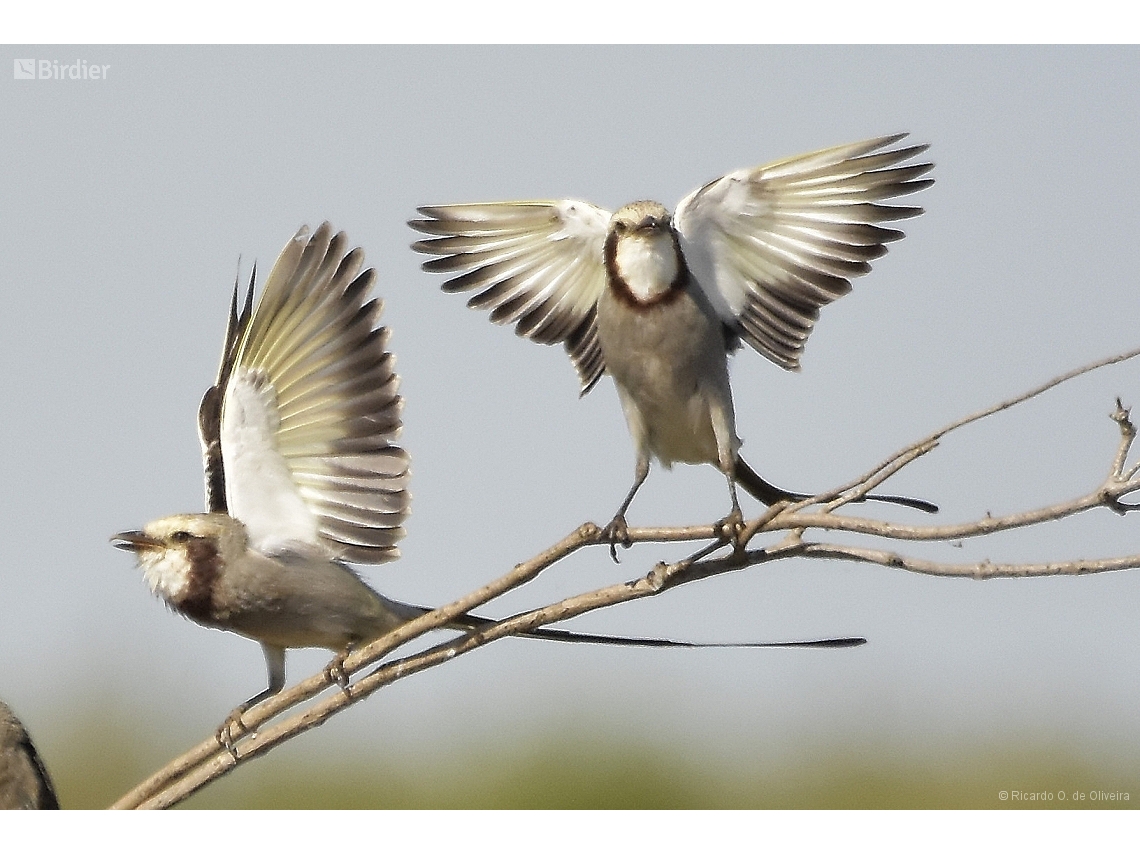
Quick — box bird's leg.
[602,457,650,562]
[710,409,746,548]
[216,644,285,755]
[718,471,746,551]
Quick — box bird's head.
[112,513,248,608]
[610,200,671,236]
[606,201,682,304]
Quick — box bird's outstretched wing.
[410,200,612,394]
[199,223,410,564]
[673,133,933,370]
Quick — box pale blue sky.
[2,46,1139,792]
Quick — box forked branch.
[113,346,1140,809]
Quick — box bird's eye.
[614,221,628,234]
[170,531,192,543]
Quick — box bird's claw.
[325,654,351,695]
[717,508,746,551]
[216,708,249,758]
[601,515,632,563]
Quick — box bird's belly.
[639,394,719,466]
[211,556,407,652]
[598,290,728,467]
[211,598,359,651]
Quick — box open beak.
[110,531,163,553]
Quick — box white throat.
[139,548,193,604]
[614,232,679,302]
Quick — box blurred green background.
[40,705,1138,809]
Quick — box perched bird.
[113,224,861,730]
[0,700,59,810]
[113,223,416,724]
[411,134,937,549]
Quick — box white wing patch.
[222,368,321,551]
[215,224,410,564]
[673,134,933,370]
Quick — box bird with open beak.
[113,223,864,740]
[112,223,418,734]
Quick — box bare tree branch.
[113,346,1140,809]
[829,344,1140,504]
[795,542,1140,580]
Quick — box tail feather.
[734,457,938,514]
[449,611,865,649]
[383,597,864,649]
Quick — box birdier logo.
[13,58,110,80]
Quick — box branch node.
[646,562,670,591]
[770,529,804,554]
[1111,397,1134,435]
[1103,492,1138,516]
[972,559,994,580]
[740,501,793,543]
[577,521,601,540]
[1108,398,1138,482]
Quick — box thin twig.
[796,542,1140,580]
[829,346,1140,500]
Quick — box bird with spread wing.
[112,223,863,738]
[411,134,937,557]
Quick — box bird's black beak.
[111,531,162,552]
